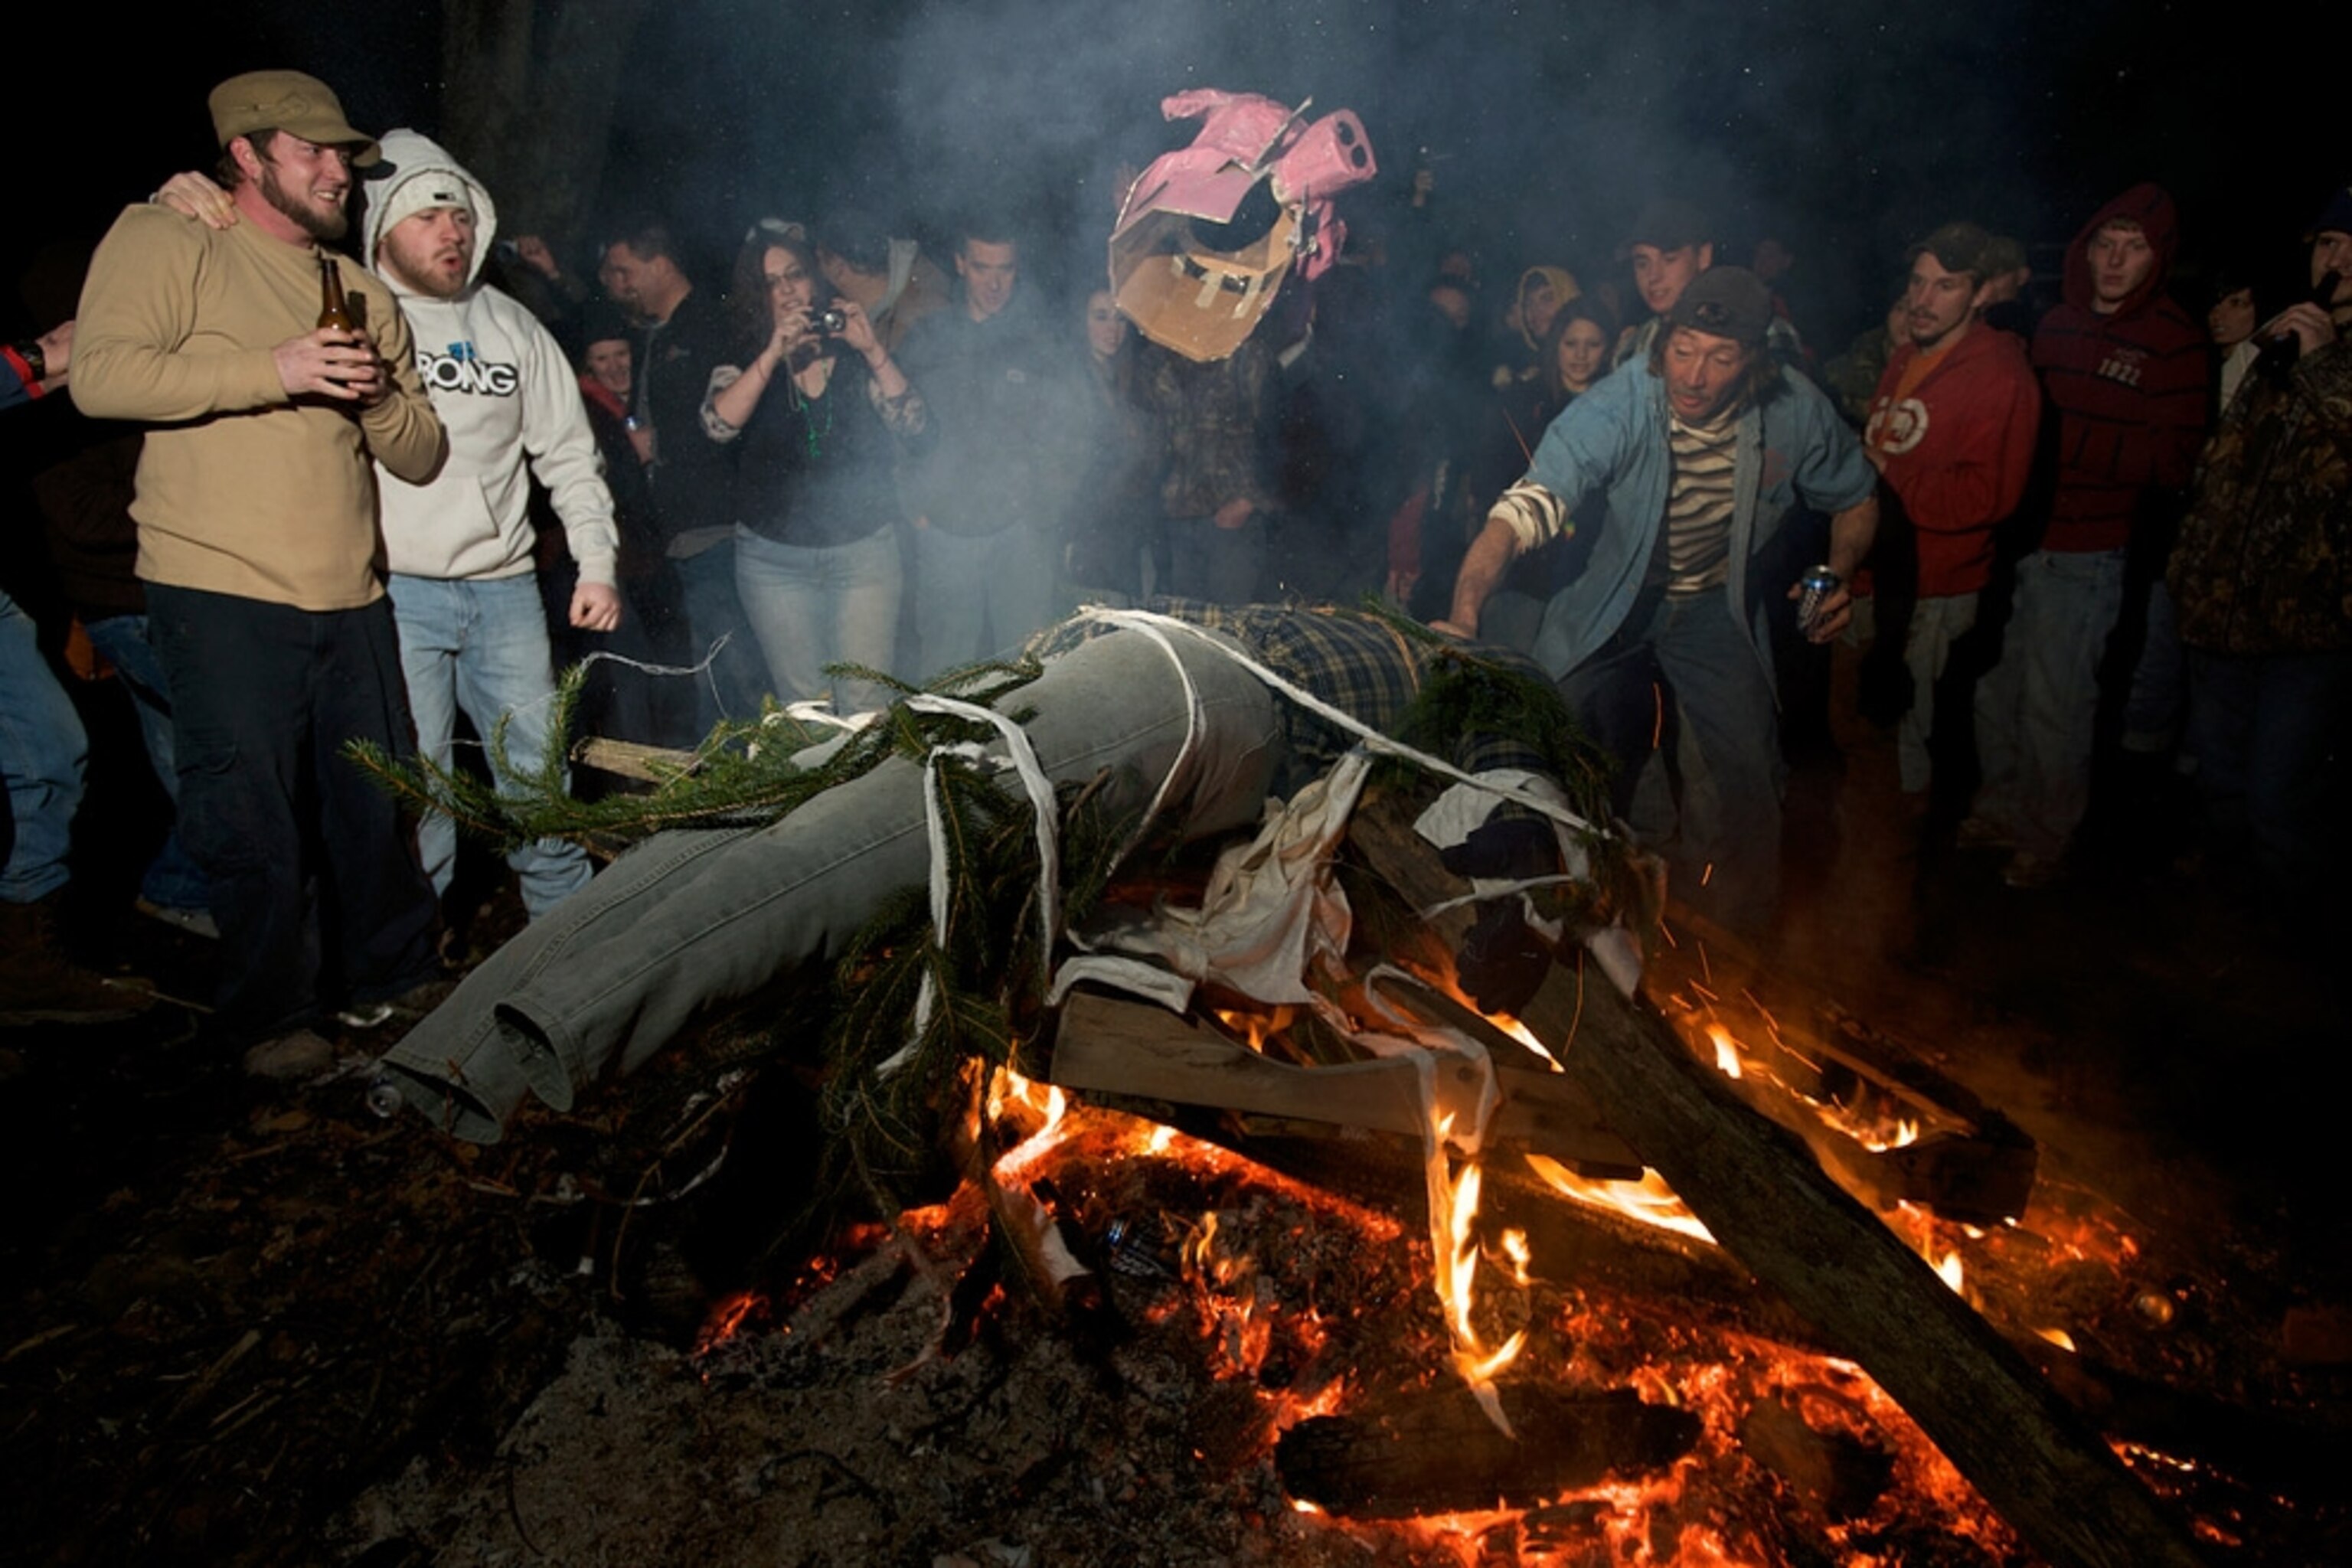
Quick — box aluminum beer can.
[1796,564,1840,633]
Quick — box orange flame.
[1522,1151,1718,1246]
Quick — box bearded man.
[71,71,446,1071]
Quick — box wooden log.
[1275,1387,1700,1518]
[1049,988,1641,1170]
[572,735,693,782]
[1344,799,2206,1568]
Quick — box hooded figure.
[1964,184,2208,887]
[2029,181,2209,555]
[353,129,621,922]
[357,129,619,590]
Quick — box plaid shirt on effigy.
[1031,599,1557,792]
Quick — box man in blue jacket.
[1436,269,1877,933]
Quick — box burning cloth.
[376,603,1631,1142]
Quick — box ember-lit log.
[1345,802,2207,1568]
[1050,989,1640,1169]
[1276,1387,1700,1518]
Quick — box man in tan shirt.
[72,70,448,1068]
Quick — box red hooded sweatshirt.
[2029,183,2209,553]
[1867,322,2043,596]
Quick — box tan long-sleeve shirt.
[71,204,445,610]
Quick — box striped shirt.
[1661,411,1737,593]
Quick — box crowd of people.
[4,67,2345,1079]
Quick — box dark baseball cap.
[1666,266,1773,347]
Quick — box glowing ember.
[692,1289,764,1357]
[1707,1021,1743,1080]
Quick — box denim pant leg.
[982,526,1060,662]
[2013,549,2126,858]
[1896,593,1978,795]
[1650,591,1785,933]
[910,527,992,679]
[0,588,84,903]
[671,538,763,732]
[2122,578,2187,753]
[733,528,831,706]
[449,577,594,920]
[828,527,904,713]
[307,599,443,1007]
[378,628,1280,1140]
[2187,648,2352,910]
[150,586,437,1037]
[83,612,211,911]
[388,575,468,904]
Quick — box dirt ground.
[2,650,2345,1566]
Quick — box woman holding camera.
[703,224,928,713]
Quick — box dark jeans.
[2185,646,2352,916]
[1557,589,1783,934]
[147,584,439,1040]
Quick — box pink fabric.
[1117,90,1377,281]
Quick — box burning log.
[1049,989,1639,1169]
[1344,799,2210,1568]
[1274,1387,1700,1518]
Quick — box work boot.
[0,894,155,1026]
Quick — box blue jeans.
[670,538,766,735]
[2185,646,2352,912]
[1972,547,2127,858]
[733,524,903,713]
[909,523,1058,679]
[83,613,212,912]
[379,627,1281,1140]
[0,588,85,903]
[387,574,593,922]
[1558,590,1784,934]
[147,584,439,1040]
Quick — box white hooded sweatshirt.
[358,129,617,586]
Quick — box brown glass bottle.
[317,254,358,332]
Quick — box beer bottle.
[317,254,358,332]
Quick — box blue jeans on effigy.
[387,573,594,922]
[83,612,212,913]
[378,627,1282,1141]
[1971,547,2127,859]
[733,524,903,714]
[1556,589,1783,935]
[0,588,86,904]
[909,522,1058,679]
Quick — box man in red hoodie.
[1965,185,2207,887]
[1864,223,2042,795]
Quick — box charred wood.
[1276,1386,1700,1517]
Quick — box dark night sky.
[15,0,2337,346]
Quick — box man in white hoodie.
[165,133,626,920]
[354,132,620,919]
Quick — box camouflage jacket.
[2170,341,2352,655]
